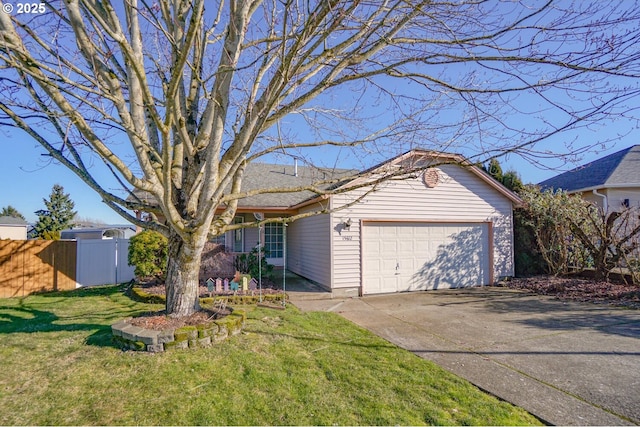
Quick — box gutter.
[592,189,608,212]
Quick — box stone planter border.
[111,310,246,353]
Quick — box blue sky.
[1,114,637,225]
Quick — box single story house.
[0,216,28,240]
[133,149,522,296]
[539,145,640,211]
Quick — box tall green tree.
[483,159,524,193]
[32,184,77,240]
[485,159,504,184]
[0,205,25,220]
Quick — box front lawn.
[0,285,541,425]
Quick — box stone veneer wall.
[111,311,246,352]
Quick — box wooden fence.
[0,240,77,298]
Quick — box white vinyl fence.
[76,238,135,286]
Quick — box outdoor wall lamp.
[342,218,352,230]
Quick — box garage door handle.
[395,262,400,275]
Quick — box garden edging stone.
[111,311,245,352]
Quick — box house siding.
[605,188,640,210]
[330,164,514,290]
[244,226,260,251]
[0,225,28,240]
[578,188,640,211]
[287,203,332,289]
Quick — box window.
[210,233,225,247]
[264,222,283,258]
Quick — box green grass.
[0,285,541,425]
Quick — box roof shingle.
[539,145,640,192]
[128,162,356,209]
[0,216,28,226]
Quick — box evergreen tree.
[501,170,524,193]
[0,205,25,220]
[486,159,504,183]
[483,159,524,193]
[32,185,77,240]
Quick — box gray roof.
[236,162,356,207]
[0,216,28,226]
[539,145,640,192]
[128,162,356,209]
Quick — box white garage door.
[362,222,490,294]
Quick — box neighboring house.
[539,145,640,211]
[0,216,28,240]
[131,149,522,295]
[60,226,136,240]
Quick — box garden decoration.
[206,278,215,297]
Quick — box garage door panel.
[398,240,415,256]
[363,222,490,294]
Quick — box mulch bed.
[127,307,232,331]
[126,280,284,331]
[506,276,640,309]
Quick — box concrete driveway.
[290,287,640,426]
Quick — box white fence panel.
[116,239,135,283]
[76,239,134,286]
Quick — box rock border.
[111,310,246,352]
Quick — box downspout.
[592,189,608,213]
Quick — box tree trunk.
[165,231,206,317]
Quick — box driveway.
[289,287,640,426]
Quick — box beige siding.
[0,225,28,240]
[605,188,640,210]
[580,191,605,209]
[330,164,515,290]
[287,203,332,289]
[244,226,260,251]
[578,188,640,211]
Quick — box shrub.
[128,230,168,279]
[234,246,274,280]
[516,185,591,276]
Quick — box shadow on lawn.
[0,303,118,347]
[0,285,148,348]
[35,283,130,299]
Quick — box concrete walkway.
[288,285,640,426]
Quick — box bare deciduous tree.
[1,1,639,316]
[570,206,640,283]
